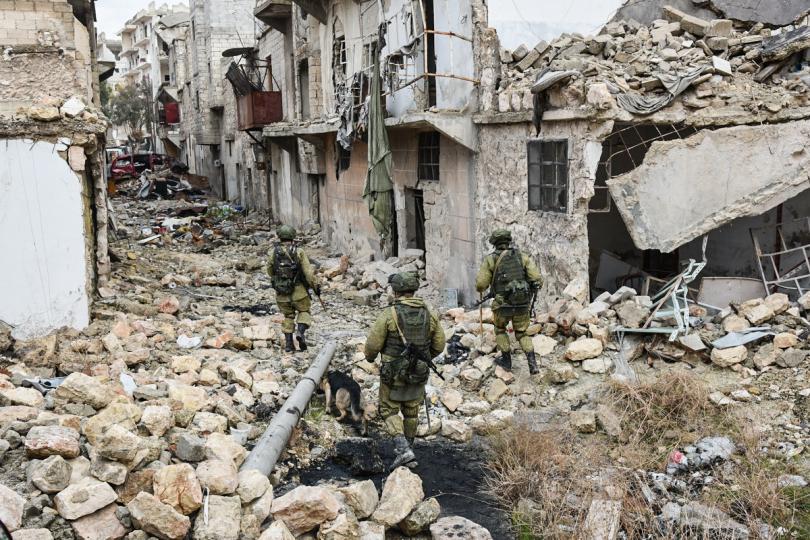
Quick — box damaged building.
[244,0,484,300]
[153,0,810,306]
[476,1,810,305]
[0,0,110,339]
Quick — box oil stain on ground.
[287,436,512,538]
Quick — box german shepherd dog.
[320,370,375,435]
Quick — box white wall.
[433,0,474,110]
[0,140,90,339]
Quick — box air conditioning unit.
[213,159,222,167]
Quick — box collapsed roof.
[495,5,810,126]
[612,0,810,28]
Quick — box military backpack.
[381,303,431,386]
[272,245,300,295]
[492,248,532,314]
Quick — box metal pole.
[241,340,337,476]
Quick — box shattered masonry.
[158,0,810,304]
[0,1,109,340]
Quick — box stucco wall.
[475,120,613,300]
[0,139,90,339]
[320,137,379,258]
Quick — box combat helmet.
[388,272,420,293]
[488,228,512,247]
[277,225,296,241]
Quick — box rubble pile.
[494,6,810,116]
[1,188,808,538]
[0,190,501,538]
[326,248,428,307]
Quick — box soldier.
[266,225,321,353]
[364,272,446,470]
[475,229,542,374]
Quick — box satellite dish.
[222,47,256,58]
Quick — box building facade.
[117,2,189,152]
[0,0,110,339]
[161,0,810,305]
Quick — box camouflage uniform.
[266,225,320,351]
[475,229,542,372]
[364,272,446,469]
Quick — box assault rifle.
[304,282,327,311]
[473,291,494,307]
[403,343,445,382]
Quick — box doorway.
[405,188,426,251]
[307,174,322,225]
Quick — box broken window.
[418,131,440,182]
[338,145,351,172]
[527,139,568,213]
[298,60,310,119]
[333,35,347,79]
[387,52,417,92]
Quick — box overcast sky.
[95,0,623,39]
[95,0,188,36]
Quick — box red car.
[110,153,170,180]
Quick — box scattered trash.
[177,335,203,349]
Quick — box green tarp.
[362,44,394,255]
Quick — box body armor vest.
[382,304,431,357]
[272,245,300,295]
[492,249,531,310]
[380,303,431,386]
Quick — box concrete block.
[515,49,540,72]
[706,19,733,38]
[712,56,732,75]
[512,43,529,61]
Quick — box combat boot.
[296,323,308,351]
[284,333,295,353]
[526,351,539,375]
[390,435,417,470]
[496,350,512,371]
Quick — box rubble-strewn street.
[2,0,810,538]
[2,184,810,538]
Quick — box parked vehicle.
[110,153,171,180]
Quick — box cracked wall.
[607,119,810,254]
[475,119,613,299]
[388,130,478,302]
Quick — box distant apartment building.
[181,0,257,199]
[117,2,189,152]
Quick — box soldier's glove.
[314,285,322,296]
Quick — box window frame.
[527,138,569,214]
[417,131,440,182]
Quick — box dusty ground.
[1,194,809,539]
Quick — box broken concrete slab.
[612,0,715,25]
[711,0,810,26]
[582,499,622,540]
[607,119,810,253]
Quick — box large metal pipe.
[241,340,337,476]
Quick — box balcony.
[237,90,282,130]
[255,0,292,32]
